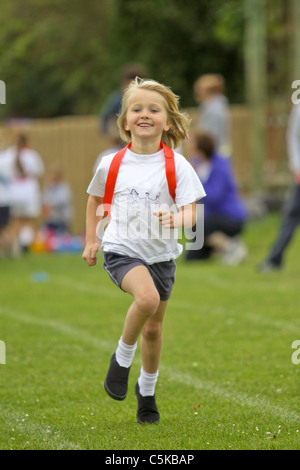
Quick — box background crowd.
[1,65,299,271]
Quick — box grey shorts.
[103,251,176,301]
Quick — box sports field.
[0,214,299,450]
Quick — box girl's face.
[125,89,170,143]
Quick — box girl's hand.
[153,210,175,228]
[82,242,100,266]
[154,203,196,229]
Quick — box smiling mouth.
[138,123,153,127]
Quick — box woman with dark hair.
[186,131,248,265]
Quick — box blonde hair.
[117,77,191,149]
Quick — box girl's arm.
[154,202,197,229]
[82,194,103,266]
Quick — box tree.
[0,0,114,118]
[0,0,260,119]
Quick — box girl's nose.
[140,108,150,118]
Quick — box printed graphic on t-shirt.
[125,187,162,239]
[128,188,160,209]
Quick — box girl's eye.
[151,109,158,113]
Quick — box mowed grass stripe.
[1,305,299,425]
[0,305,114,352]
[53,275,118,298]
[53,275,299,334]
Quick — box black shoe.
[135,382,160,424]
[104,353,130,401]
[257,260,281,272]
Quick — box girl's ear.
[164,122,171,132]
[125,122,130,131]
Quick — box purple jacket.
[193,153,247,222]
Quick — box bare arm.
[153,202,197,229]
[82,195,103,266]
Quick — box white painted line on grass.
[0,405,84,450]
[53,275,117,298]
[0,306,114,352]
[1,305,299,425]
[53,276,299,334]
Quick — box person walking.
[259,103,300,271]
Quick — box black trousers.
[266,183,300,266]
[185,215,244,260]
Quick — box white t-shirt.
[4,146,44,217]
[87,148,206,264]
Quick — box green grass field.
[0,214,300,450]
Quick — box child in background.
[42,166,73,233]
[6,134,44,251]
[82,78,205,424]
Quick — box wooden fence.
[0,104,292,234]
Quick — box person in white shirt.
[194,74,232,158]
[42,166,73,233]
[4,134,44,251]
[82,78,205,424]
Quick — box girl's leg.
[104,264,167,412]
[140,300,168,373]
[104,265,161,402]
[134,302,168,424]
[120,265,160,345]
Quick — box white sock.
[138,367,159,397]
[115,337,137,368]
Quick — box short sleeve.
[174,153,206,207]
[87,153,114,197]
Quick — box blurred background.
[0,0,299,236]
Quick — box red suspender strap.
[103,141,176,219]
[103,143,131,218]
[162,142,176,202]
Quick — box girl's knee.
[135,289,160,316]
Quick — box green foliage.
[0,0,114,118]
[0,0,290,118]
[0,0,246,119]
[97,0,245,107]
